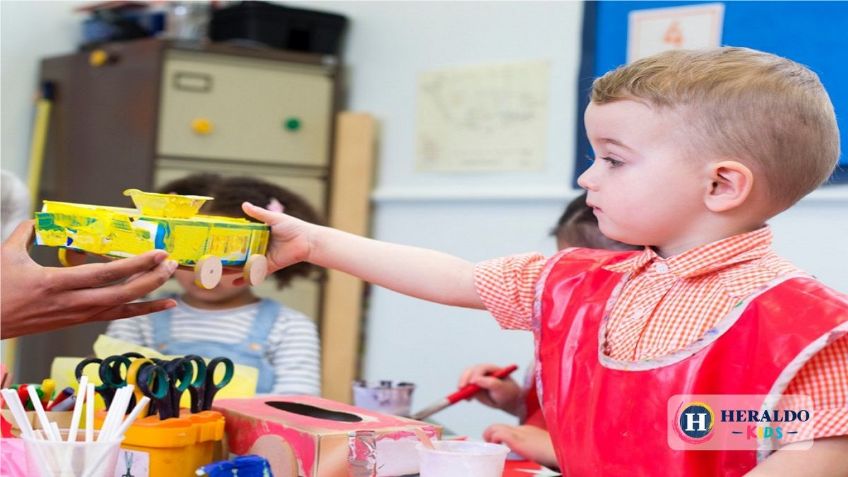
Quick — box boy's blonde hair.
[592,47,840,212]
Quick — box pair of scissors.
[186,356,234,413]
[127,358,172,419]
[75,355,133,408]
[152,357,193,418]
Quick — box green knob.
[284,117,302,131]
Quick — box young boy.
[242,48,848,475]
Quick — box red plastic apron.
[533,248,848,476]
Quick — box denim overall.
[150,299,279,394]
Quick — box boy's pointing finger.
[242,201,286,226]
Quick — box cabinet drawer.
[158,50,333,167]
[154,160,328,214]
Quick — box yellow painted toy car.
[34,189,269,289]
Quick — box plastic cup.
[416,441,510,477]
[22,429,121,477]
[351,381,415,416]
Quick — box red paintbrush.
[411,364,519,421]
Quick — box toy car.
[34,189,269,289]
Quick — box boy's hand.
[483,424,558,469]
[459,363,523,415]
[242,202,316,272]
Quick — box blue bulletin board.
[574,1,848,187]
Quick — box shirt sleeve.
[473,253,548,330]
[783,333,848,441]
[267,307,322,396]
[104,316,150,346]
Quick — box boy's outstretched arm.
[243,202,485,309]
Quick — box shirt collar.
[603,226,773,278]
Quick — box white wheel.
[194,255,222,289]
[244,254,268,287]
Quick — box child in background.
[241,47,848,476]
[458,192,640,469]
[107,174,323,395]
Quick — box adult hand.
[483,424,558,469]
[458,363,523,415]
[0,220,178,339]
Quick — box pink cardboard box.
[214,395,441,477]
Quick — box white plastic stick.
[50,422,61,440]
[68,376,88,443]
[2,389,52,476]
[96,387,120,443]
[27,385,59,441]
[85,383,95,442]
[1,389,35,439]
[83,395,149,477]
[113,395,150,440]
[99,385,132,442]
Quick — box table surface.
[503,459,547,476]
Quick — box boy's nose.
[577,166,598,191]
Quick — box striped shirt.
[475,226,848,439]
[106,297,321,395]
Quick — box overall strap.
[149,296,178,348]
[243,299,281,351]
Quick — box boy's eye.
[601,157,623,168]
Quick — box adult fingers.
[49,250,171,290]
[63,259,177,308]
[88,298,177,323]
[4,220,35,250]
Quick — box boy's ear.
[704,160,754,212]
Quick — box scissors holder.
[95,409,225,476]
[214,395,441,477]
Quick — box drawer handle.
[174,72,212,93]
[283,117,302,132]
[191,118,214,135]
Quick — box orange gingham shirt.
[475,227,848,440]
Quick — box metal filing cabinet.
[19,39,341,382]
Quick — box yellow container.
[123,188,212,218]
[96,410,224,477]
[184,410,226,472]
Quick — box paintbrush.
[411,364,518,421]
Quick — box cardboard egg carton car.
[34,189,269,289]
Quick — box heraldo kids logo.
[668,395,815,451]
[675,401,715,443]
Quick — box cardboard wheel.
[194,255,222,289]
[244,254,268,287]
[248,434,298,477]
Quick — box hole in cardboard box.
[266,401,363,422]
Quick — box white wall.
[2,1,846,440]
[0,0,87,179]
[294,1,585,438]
